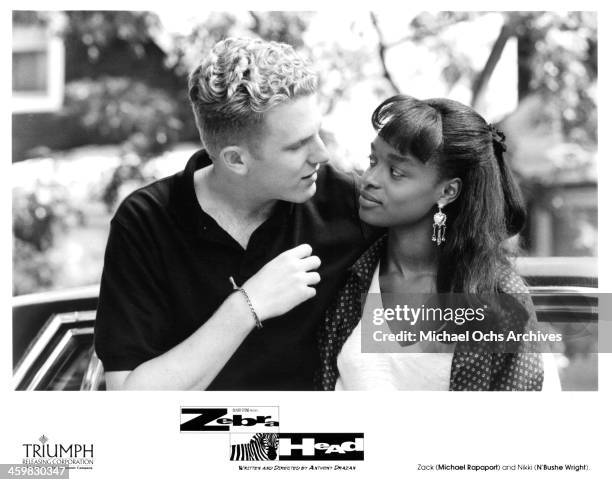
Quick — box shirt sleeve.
[489,275,545,391]
[94,218,171,372]
[450,272,545,391]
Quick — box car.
[12,257,598,391]
[13,285,102,390]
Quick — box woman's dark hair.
[371,94,526,293]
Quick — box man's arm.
[103,243,321,390]
[106,291,258,390]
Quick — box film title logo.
[278,434,364,461]
[229,433,364,461]
[180,407,279,433]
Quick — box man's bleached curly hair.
[188,37,318,156]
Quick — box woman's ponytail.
[489,125,526,237]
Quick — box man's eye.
[368,155,377,166]
[289,139,310,150]
[390,167,404,178]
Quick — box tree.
[368,11,597,146]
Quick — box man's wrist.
[226,291,260,332]
[229,276,263,328]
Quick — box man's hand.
[242,244,321,321]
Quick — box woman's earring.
[432,203,447,246]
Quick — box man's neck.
[195,165,276,224]
[193,165,277,249]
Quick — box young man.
[94,37,376,390]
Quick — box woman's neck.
[385,219,438,278]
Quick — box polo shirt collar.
[170,148,212,235]
[172,148,293,236]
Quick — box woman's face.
[358,135,443,227]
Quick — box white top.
[336,264,453,390]
[335,263,561,391]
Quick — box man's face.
[244,95,329,203]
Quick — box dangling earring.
[432,203,447,246]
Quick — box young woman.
[318,94,557,391]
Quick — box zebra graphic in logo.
[230,433,279,461]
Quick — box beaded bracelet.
[229,276,263,329]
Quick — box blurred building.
[11,12,190,162]
[12,17,65,114]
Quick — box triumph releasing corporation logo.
[20,434,95,469]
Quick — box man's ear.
[218,146,248,175]
[437,177,462,207]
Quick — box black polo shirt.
[94,149,377,390]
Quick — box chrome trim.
[25,331,73,391]
[529,286,600,294]
[25,327,93,390]
[13,285,99,307]
[13,310,97,389]
[515,257,597,278]
[534,305,598,314]
[81,351,104,391]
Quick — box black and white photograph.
[4,5,610,483]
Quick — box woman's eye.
[368,155,377,166]
[390,167,404,178]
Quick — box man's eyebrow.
[283,134,314,148]
[283,124,323,149]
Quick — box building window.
[13,50,48,92]
[12,24,64,113]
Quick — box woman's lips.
[359,190,382,207]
